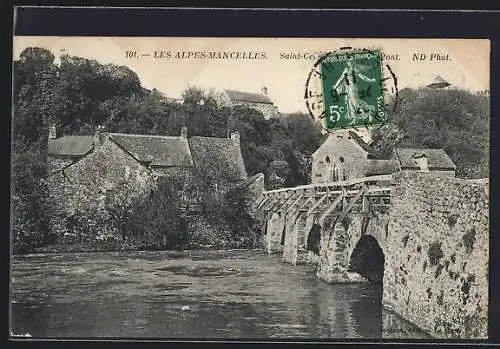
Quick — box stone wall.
[47,137,156,240]
[262,170,488,339]
[383,171,488,339]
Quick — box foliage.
[462,228,476,254]
[126,182,188,249]
[11,139,52,253]
[371,88,489,178]
[428,241,444,266]
[447,214,458,228]
[11,48,58,253]
[220,185,262,247]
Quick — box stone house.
[365,149,456,178]
[311,130,381,184]
[391,148,456,177]
[46,126,247,236]
[311,131,456,183]
[220,87,279,120]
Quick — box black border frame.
[5,5,500,348]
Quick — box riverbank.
[23,241,262,255]
[16,223,263,255]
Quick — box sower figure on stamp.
[332,58,376,125]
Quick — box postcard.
[10,36,490,340]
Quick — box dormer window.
[412,153,429,172]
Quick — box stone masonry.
[383,171,488,339]
[267,170,488,339]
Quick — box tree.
[11,48,58,253]
[371,88,489,179]
[11,138,52,253]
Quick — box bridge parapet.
[258,175,394,262]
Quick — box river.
[10,249,429,339]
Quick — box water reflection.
[10,250,427,339]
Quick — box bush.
[127,183,188,249]
[218,185,262,248]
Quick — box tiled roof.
[364,160,399,176]
[394,148,456,170]
[312,131,382,159]
[225,89,273,104]
[48,133,248,180]
[110,133,193,167]
[48,136,94,157]
[188,136,247,182]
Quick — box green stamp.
[305,48,395,131]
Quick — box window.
[318,161,325,169]
[178,190,186,201]
[325,156,331,163]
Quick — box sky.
[13,37,490,114]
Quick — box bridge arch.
[306,222,322,255]
[265,211,286,253]
[349,235,385,285]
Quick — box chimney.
[261,86,268,96]
[48,125,57,140]
[94,125,107,146]
[230,131,240,144]
[181,127,188,139]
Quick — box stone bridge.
[258,175,392,279]
[255,172,489,339]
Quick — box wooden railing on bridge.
[256,175,393,233]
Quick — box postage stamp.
[305,47,398,132]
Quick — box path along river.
[10,249,429,339]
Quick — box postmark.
[305,47,398,132]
